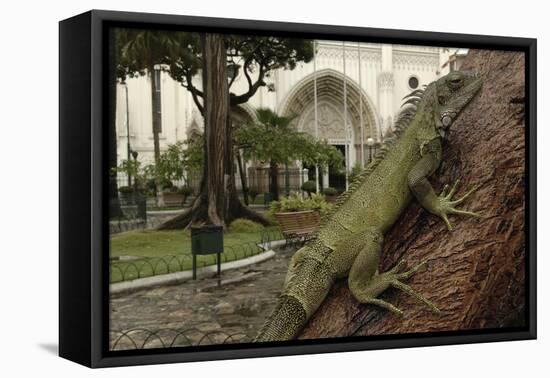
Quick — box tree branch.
[230,62,266,105]
[183,69,204,115]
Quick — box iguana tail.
[254,294,308,342]
[254,245,335,342]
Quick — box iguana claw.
[359,259,441,316]
[387,259,441,315]
[435,179,481,231]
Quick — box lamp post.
[130,150,146,221]
[125,83,131,187]
[367,137,375,163]
[130,150,139,200]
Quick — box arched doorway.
[278,69,380,192]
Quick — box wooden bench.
[274,210,321,245]
[162,193,186,207]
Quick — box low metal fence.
[109,327,254,350]
[110,228,285,284]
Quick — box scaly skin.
[255,71,483,342]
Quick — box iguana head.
[435,70,483,131]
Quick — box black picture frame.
[59,9,537,368]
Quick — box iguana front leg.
[345,229,440,316]
[408,138,481,230]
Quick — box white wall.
[117,41,443,166]
[1,1,546,378]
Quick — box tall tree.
[201,33,228,225]
[237,108,299,201]
[159,34,314,229]
[120,30,178,206]
[108,28,141,218]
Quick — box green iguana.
[255,70,483,342]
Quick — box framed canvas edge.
[58,9,537,368]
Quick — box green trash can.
[263,192,272,207]
[190,225,223,279]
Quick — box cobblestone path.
[109,246,294,350]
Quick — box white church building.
[115,41,454,192]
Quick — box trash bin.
[190,225,224,279]
[135,192,147,221]
[263,192,272,207]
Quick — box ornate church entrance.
[279,68,380,191]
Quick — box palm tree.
[121,30,178,206]
[238,108,298,201]
[257,109,294,201]
[108,28,136,218]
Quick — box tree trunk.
[224,115,271,225]
[236,148,249,205]
[108,28,123,218]
[202,33,229,226]
[269,160,279,201]
[157,36,270,230]
[158,33,228,229]
[150,63,164,207]
[300,50,527,339]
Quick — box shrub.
[178,186,193,196]
[118,186,134,194]
[145,179,157,194]
[349,163,364,183]
[229,218,264,233]
[161,179,174,190]
[301,180,317,197]
[270,193,333,217]
[322,187,338,196]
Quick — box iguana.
[255,70,483,342]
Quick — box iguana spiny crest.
[322,70,482,222]
[255,70,483,342]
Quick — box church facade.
[115,41,453,191]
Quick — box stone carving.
[298,101,367,145]
[377,71,395,90]
[393,53,440,71]
[317,46,381,62]
[300,102,350,142]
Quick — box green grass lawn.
[109,227,281,283]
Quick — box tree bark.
[300,50,527,339]
[157,35,271,230]
[156,34,227,228]
[202,33,229,226]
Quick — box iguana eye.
[438,95,446,105]
[447,76,464,90]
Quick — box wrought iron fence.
[247,167,307,196]
[109,215,168,234]
[114,168,312,208]
[110,327,254,350]
[259,228,285,247]
[110,228,285,284]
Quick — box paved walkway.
[109,246,294,350]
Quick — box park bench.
[162,193,186,207]
[274,210,321,246]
